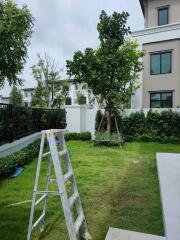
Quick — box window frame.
[158,7,169,26]
[150,51,172,75]
[150,91,173,108]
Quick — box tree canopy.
[67,10,144,133]
[0,0,34,88]
[31,54,63,108]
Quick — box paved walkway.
[105,228,165,240]
[157,153,180,240]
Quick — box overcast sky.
[0,0,144,96]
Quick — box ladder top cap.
[41,129,68,134]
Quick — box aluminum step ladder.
[27,129,91,240]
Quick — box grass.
[0,141,180,240]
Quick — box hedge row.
[65,132,91,141]
[0,139,40,178]
[95,110,180,144]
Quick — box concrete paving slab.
[105,228,165,240]
[157,153,180,240]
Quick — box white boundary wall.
[0,132,40,158]
[65,105,180,134]
[65,105,97,135]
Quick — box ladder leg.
[47,131,77,240]
[57,131,91,239]
[40,155,52,232]
[27,133,46,240]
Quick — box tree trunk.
[106,110,112,134]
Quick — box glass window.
[158,7,169,26]
[150,52,171,75]
[150,92,172,108]
[151,54,160,75]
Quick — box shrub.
[0,139,40,178]
[95,109,180,144]
[134,133,154,142]
[65,132,91,141]
[64,132,79,141]
[79,132,92,141]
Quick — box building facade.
[21,88,35,106]
[132,0,180,108]
[67,82,94,106]
[0,88,35,106]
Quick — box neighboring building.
[0,88,35,106]
[21,88,35,106]
[63,80,94,106]
[132,0,180,108]
[0,96,10,104]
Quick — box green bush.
[79,132,92,141]
[95,109,180,144]
[0,139,40,178]
[65,132,91,141]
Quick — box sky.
[0,0,144,96]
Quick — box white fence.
[65,106,180,135]
[65,105,97,134]
[124,108,180,116]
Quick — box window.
[65,97,72,105]
[158,7,169,26]
[150,52,172,75]
[150,92,172,108]
[25,92,28,97]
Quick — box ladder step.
[35,193,47,207]
[32,213,45,229]
[35,190,63,195]
[75,213,84,234]
[49,178,56,183]
[69,191,79,208]
[58,149,68,157]
[64,171,73,181]
[42,152,50,158]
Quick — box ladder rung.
[49,178,56,183]
[69,191,79,208]
[32,213,45,229]
[58,149,67,157]
[35,193,47,207]
[64,171,73,181]
[74,213,84,234]
[42,152,50,158]
[35,190,63,195]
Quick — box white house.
[0,88,35,106]
[21,88,35,106]
[64,80,94,106]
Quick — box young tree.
[9,85,23,106]
[31,54,61,108]
[67,11,144,133]
[31,82,48,108]
[0,0,34,88]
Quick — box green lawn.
[0,141,180,240]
